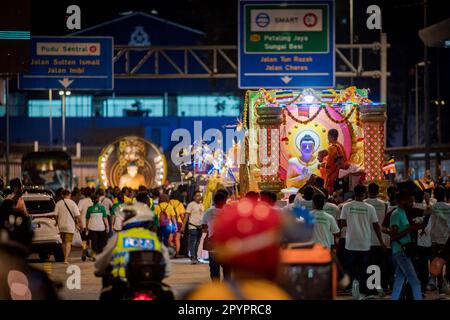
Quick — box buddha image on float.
[98,136,167,189]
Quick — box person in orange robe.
[325,129,347,193]
[317,150,329,180]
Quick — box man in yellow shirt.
[187,199,291,300]
[169,196,185,257]
[121,187,134,204]
[155,194,177,247]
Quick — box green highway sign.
[238,0,335,88]
[244,4,329,54]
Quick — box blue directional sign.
[19,36,113,90]
[238,0,335,89]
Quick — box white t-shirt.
[186,201,205,230]
[364,198,388,246]
[340,200,378,251]
[431,202,450,244]
[201,207,220,237]
[312,209,340,248]
[55,198,80,234]
[78,197,93,229]
[294,198,313,212]
[323,202,340,221]
[99,196,113,216]
[86,204,107,232]
[414,202,432,248]
[113,212,124,231]
[337,202,349,239]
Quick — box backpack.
[159,203,171,227]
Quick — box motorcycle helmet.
[119,202,155,229]
[212,198,282,279]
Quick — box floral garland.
[355,106,361,127]
[258,87,372,107]
[258,88,276,105]
[255,88,362,126]
[283,105,323,124]
[243,90,249,129]
[323,105,358,124]
[282,104,358,125]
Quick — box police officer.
[0,200,58,299]
[94,202,171,299]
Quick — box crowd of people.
[1,174,450,300]
[49,184,195,264]
[280,176,450,300]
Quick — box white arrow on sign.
[281,76,293,84]
[58,78,74,89]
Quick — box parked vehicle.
[23,191,64,262]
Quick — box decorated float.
[179,140,240,208]
[239,87,387,195]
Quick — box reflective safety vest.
[111,227,161,280]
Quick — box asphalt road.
[28,248,449,300]
[29,248,210,300]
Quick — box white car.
[23,192,64,262]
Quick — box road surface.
[29,248,210,300]
[28,249,449,300]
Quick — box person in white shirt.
[364,183,389,294]
[430,186,450,294]
[336,192,354,275]
[312,193,340,249]
[183,191,205,264]
[413,190,433,295]
[55,189,82,264]
[98,188,113,215]
[78,188,93,261]
[293,186,314,212]
[86,194,109,261]
[323,201,339,220]
[283,194,296,211]
[98,188,114,238]
[340,184,385,298]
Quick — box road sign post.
[62,93,66,151]
[49,89,52,148]
[238,0,335,89]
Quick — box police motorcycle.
[94,202,174,300]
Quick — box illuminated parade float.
[98,136,167,189]
[240,87,387,195]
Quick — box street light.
[415,61,427,145]
[58,90,71,151]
